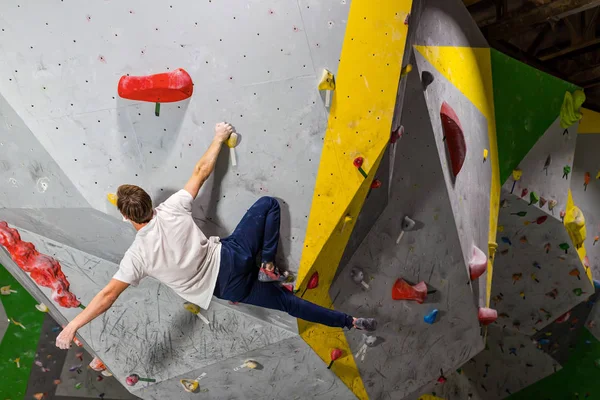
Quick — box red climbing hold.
[353,157,364,168]
[328,348,342,369]
[392,278,427,303]
[555,311,571,324]
[440,102,466,177]
[370,179,382,189]
[0,222,80,308]
[478,308,498,325]
[300,271,319,297]
[118,68,193,103]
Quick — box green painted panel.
[509,327,600,399]
[491,49,580,184]
[0,263,45,399]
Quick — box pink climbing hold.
[440,102,466,177]
[478,308,498,325]
[469,245,487,280]
[521,188,528,198]
[392,279,427,303]
[126,374,140,386]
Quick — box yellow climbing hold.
[564,205,586,248]
[512,169,522,181]
[317,69,335,91]
[497,225,504,232]
[596,171,600,180]
[483,148,488,161]
[107,193,118,207]
[318,69,335,107]
[418,395,445,400]
[400,64,413,78]
[35,303,49,313]
[560,90,586,129]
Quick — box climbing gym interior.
[1,0,600,399]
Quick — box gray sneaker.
[354,318,378,331]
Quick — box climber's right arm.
[55,279,129,349]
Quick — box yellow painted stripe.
[578,108,600,134]
[298,154,383,400]
[414,46,499,306]
[296,1,413,398]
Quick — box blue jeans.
[213,197,354,329]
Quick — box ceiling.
[466,0,600,111]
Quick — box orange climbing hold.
[440,102,466,177]
[392,278,427,303]
[118,68,193,103]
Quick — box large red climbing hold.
[118,68,194,103]
[0,222,80,308]
[392,278,427,303]
[440,102,467,177]
[478,307,498,325]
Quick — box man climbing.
[56,122,376,350]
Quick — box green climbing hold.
[573,288,584,296]
[512,211,527,217]
[560,90,586,129]
[529,191,539,206]
[559,243,570,253]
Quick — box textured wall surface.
[329,55,486,399]
[0,0,351,274]
[407,325,561,400]
[1,229,305,392]
[491,119,593,333]
[571,133,600,278]
[0,0,415,398]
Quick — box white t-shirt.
[113,189,221,309]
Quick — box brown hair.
[116,184,154,224]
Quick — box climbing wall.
[488,52,595,337]
[0,0,352,275]
[407,325,562,400]
[0,0,415,398]
[0,227,345,398]
[328,53,485,399]
[572,110,600,346]
[320,1,498,398]
[571,128,600,278]
[491,117,593,333]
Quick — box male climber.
[56,122,377,350]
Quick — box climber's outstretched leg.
[241,281,377,331]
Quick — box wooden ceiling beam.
[485,0,600,40]
[571,64,600,83]
[538,37,600,60]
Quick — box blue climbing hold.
[424,309,439,324]
[501,237,512,246]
